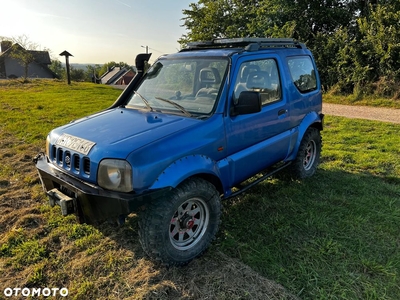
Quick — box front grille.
[51,146,91,176]
[83,157,90,175]
[57,148,63,166]
[73,154,80,171]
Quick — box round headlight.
[98,159,132,192]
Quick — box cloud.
[115,0,132,8]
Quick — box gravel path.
[323,103,400,124]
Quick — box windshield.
[126,58,228,116]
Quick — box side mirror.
[231,91,262,116]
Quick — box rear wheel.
[290,127,322,178]
[138,178,221,266]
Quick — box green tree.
[180,0,260,45]
[49,59,65,79]
[258,0,355,41]
[9,45,34,81]
[180,0,400,96]
[356,4,400,96]
[85,64,102,82]
[180,0,360,89]
[313,4,400,95]
[180,0,357,44]
[98,61,132,77]
[69,67,86,82]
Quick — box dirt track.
[323,103,400,124]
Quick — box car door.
[225,54,292,185]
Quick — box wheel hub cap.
[169,198,210,250]
[185,218,195,230]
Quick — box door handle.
[278,109,288,116]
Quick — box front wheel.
[290,127,322,179]
[138,178,221,266]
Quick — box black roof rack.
[184,38,306,51]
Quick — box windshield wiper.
[134,91,153,111]
[155,97,192,117]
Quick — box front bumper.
[34,153,171,224]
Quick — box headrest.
[199,67,221,84]
[240,65,260,81]
[246,71,269,89]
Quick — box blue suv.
[35,38,323,266]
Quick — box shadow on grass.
[92,166,399,299]
[218,168,400,299]
[94,208,298,299]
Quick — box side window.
[287,56,317,93]
[234,59,281,106]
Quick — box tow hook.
[47,188,76,216]
[32,152,44,164]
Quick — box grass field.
[0,79,399,299]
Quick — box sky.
[0,0,193,65]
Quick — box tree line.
[179,0,400,98]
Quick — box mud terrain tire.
[138,178,221,266]
[290,127,322,178]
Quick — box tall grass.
[323,92,400,109]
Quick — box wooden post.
[59,50,73,85]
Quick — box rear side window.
[288,56,317,93]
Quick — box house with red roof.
[100,66,136,86]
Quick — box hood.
[51,107,199,160]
